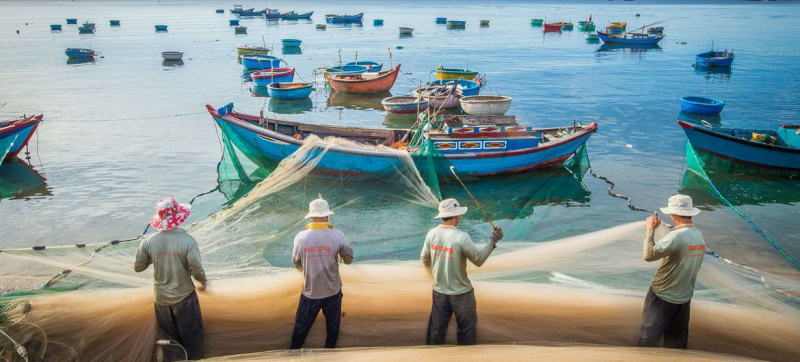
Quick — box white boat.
[161,51,183,61]
[399,27,414,35]
[459,95,512,115]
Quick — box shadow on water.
[327,22,363,29]
[680,167,800,209]
[677,111,722,127]
[281,46,302,55]
[399,33,414,39]
[268,97,313,114]
[327,91,391,111]
[66,58,95,66]
[694,65,732,82]
[0,158,51,201]
[242,70,255,82]
[162,59,184,69]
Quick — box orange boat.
[327,64,401,94]
[543,21,565,32]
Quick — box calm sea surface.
[1,0,799,278]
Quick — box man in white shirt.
[290,197,354,349]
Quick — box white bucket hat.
[660,194,701,217]
[434,198,468,219]
[305,198,334,219]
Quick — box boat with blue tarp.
[267,83,313,100]
[680,96,726,115]
[326,13,364,23]
[678,121,800,171]
[241,54,282,70]
[696,50,734,68]
[206,103,597,177]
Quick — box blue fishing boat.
[696,50,734,68]
[373,19,384,26]
[50,24,62,30]
[561,23,574,31]
[326,13,364,23]
[280,11,313,20]
[230,6,254,15]
[323,65,370,76]
[267,83,313,100]
[82,22,95,28]
[680,96,726,115]
[110,20,121,26]
[78,26,95,34]
[344,61,382,72]
[216,9,224,14]
[281,39,302,47]
[596,30,664,45]
[66,19,78,24]
[229,19,240,26]
[241,54,282,70]
[207,103,597,177]
[431,79,482,96]
[251,68,295,87]
[154,24,168,31]
[447,20,466,28]
[436,17,447,24]
[1,115,43,163]
[65,48,95,58]
[678,121,800,171]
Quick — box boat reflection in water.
[281,46,302,55]
[596,43,662,54]
[268,97,313,114]
[327,91,391,111]
[694,64,732,82]
[66,58,95,66]
[162,59,184,68]
[383,113,418,129]
[0,159,51,201]
[677,111,722,127]
[250,86,270,97]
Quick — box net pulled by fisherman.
[1,129,800,362]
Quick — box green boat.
[530,18,544,26]
[578,23,596,32]
[435,66,479,81]
[236,44,270,56]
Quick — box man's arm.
[187,243,207,287]
[420,237,431,267]
[463,236,495,267]
[292,236,303,271]
[133,239,151,273]
[339,233,354,265]
[643,216,678,261]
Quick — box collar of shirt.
[306,222,334,230]
[437,225,457,229]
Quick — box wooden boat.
[436,17,447,24]
[78,26,94,34]
[585,33,600,41]
[435,67,479,81]
[110,20,121,26]
[206,103,597,177]
[251,68,295,87]
[480,20,490,27]
[544,22,565,31]
[381,96,428,114]
[605,25,624,34]
[373,19,384,26]
[65,48,95,58]
[83,22,96,28]
[561,22,574,31]
[66,19,78,24]
[154,24,168,31]
[577,21,595,32]
[267,82,313,100]
[316,24,327,30]
[344,61,382,72]
[647,26,664,34]
[596,30,665,45]
[460,96,512,115]
[696,50,734,68]
[399,27,414,35]
[327,64,401,94]
[423,85,461,109]
[680,96,726,115]
[609,21,627,31]
[230,6,254,15]
[326,13,364,23]
[323,65,369,78]
[281,39,302,47]
[0,115,43,162]
[446,20,466,28]
[530,19,544,26]
[240,54,281,70]
[161,51,183,61]
[216,9,224,14]
[234,26,247,34]
[236,44,270,56]
[50,24,62,30]
[678,121,800,171]
[431,79,481,96]
[229,19,240,26]
[280,11,313,20]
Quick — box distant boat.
[267,82,313,100]
[82,22,96,28]
[327,64,402,93]
[326,13,364,23]
[561,22,574,31]
[0,115,43,163]
[585,33,600,41]
[161,51,183,61]
[343,61,383,72]
[235,26,247,34]
[316,24,327,30]
[280,11,313,20]
[230,5,254,15]
[399,27,414,35]
[50,24,62,30]
[65,48,95,58]
[446,20,466,28]
[281,39,302,47]
[236,44,270,56]
[460,95,512,115]
[240,54,282,70]
[696,50,734,68]
[381,96,428,114]
[374,19,384,26]
[110,20,121,26]
[66,18,78,24]
[251,67,295,87]
[530,18,544,26]
[605,25,624,34]
[435,67,479,81]
[229,19,240,26]
[596,30,665,45]
[216,9,224,14]
[154,24,168,31]
[480,20,490,27]
[544,21,565,31]
[577,19,595,32]
[78,26,95,34]
[431,79,482,96]
[680,96,726,115]
[678,121,800,171]
[647,26,664,34]
[609,21,627,31]
[436,17,447,24]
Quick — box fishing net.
[1,125,800,362]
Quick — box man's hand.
[195,281,207,292]
[646,215,661,232]
[490,226,504,243]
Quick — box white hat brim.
[659,207,701,217]
[434,206,468,219]
[305,210,334,219]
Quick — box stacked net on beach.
[1,131,800,362]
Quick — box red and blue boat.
[250,68,295,87]
[206,104,597,177]
[596,30,665,45]
[678,121,800,171]
[1,115,43,163]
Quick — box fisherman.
[134,197,207,361]
[639,194,706,349]
[290,197,354,349]
[421,198,503,345]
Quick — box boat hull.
[678,121,800,170]
[695,51,734,67]
[596,31,664,45]
[1,115,42,162]
[460,96,512,115]
[435,68,478,81]
[251,68,295,86]
[343,62,382,72]
[281,11,313,20]
[282,39,302,47]
[381,96,428,114]
[65,48,94,58]
[236,46,269,56]
[241,55,281,70]
[431,79,481,96]
[267,83,313,100]
[328,65,401,94]
[326,13,364,23]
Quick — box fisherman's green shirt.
[134,228,207,305]
[644,227,706,304]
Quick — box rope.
[704,247,800,304]
[50,111,206,123]
[588,169,654,213]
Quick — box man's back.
[135,228,206,304]
[422,225,493,295]
[648,227,706,304]
[293,228,353,299]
